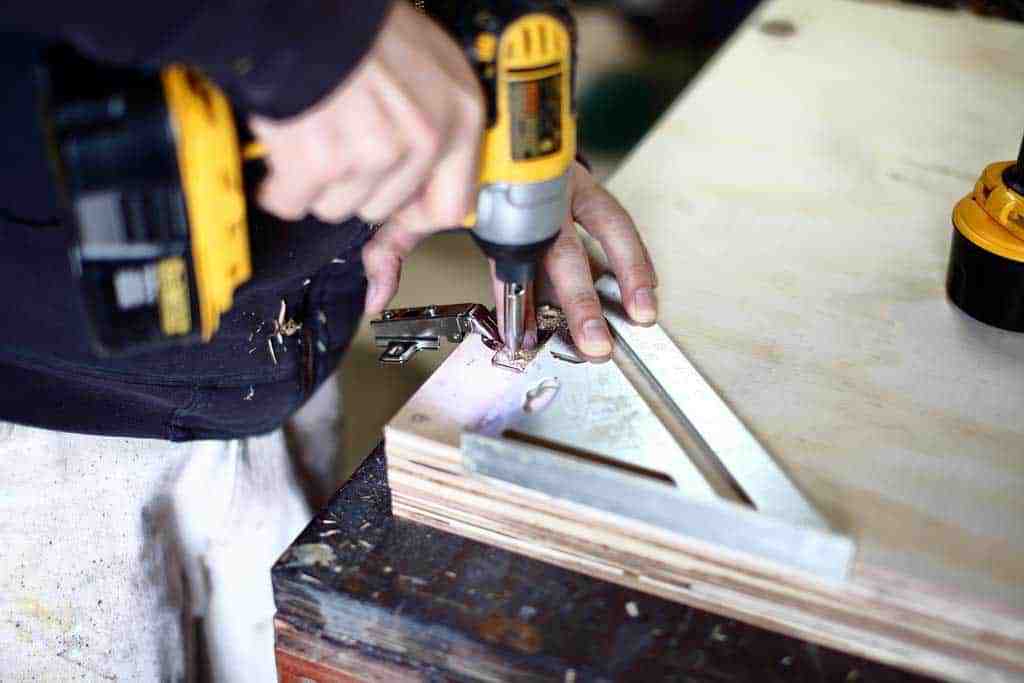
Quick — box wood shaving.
[280,319,302,336]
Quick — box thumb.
[361,221,424,315]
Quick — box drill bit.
[503,281,526,354]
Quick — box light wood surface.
[387,337,1024,682]
[385,0,1024,679]
[603,0,1024,608]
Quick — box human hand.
[491,161,658,362]
[362,160,658,360]
[251,1,484,228]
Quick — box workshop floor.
[334,4,744,482]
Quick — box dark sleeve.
[5,0,395,119]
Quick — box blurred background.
[571,0,1021,179]
[326,0,1024,483]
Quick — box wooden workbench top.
[274,447,932,682]
[605,0,1024,608]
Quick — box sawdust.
[492,349,536,372]
[244,299,305,366]
[281,543,334,568]
[492,305,571,372]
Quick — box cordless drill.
[42,0,576,355]
[425,0,578,355]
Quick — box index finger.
[571,166,658,325]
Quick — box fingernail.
[581,318,612,357]
[633,288,658,324]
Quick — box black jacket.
[0,1,393,440]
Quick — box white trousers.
[0,377,344,682]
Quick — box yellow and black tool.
[947,134,1024,332]
[42,46,254,353]
[426,0,577,355]
[42,0,575,355]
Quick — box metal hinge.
[370,303,501,365]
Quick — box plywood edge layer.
[391,496,1022,683]
[388,471,1024,670]
[387,443,1024,644]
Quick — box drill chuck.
[471,171,570,283]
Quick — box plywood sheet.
[386,336,1024,682]
[385,0,1024,679]
[603,0,1024,608]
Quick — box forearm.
[6,0,395,118]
